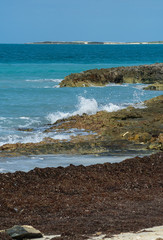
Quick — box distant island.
[26,41,163,45]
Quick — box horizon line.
[0,40,163,45]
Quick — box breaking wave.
[46,96,122,124]
[100,103,121,112]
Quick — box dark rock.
[18,128,33,132]
[5,225,43,239]
[143,83,163,91]
[59,63,163,87]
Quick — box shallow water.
[0,84,162,146]
[0,44,163,172]
[0,153,152,173]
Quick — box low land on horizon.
[27,40,163,45]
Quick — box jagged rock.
[59,63,163,87]
[18,128,33,132]
[149,142,162,150]
[5,225,43,239]
[0,95,162,157]
[143,83,163,91]
[158,133,163,143]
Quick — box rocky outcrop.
[59,63,163,87]
[0,95,162,157]
[0,226,59,240]
[143,83,163,91]
[4,225,43,239]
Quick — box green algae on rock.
[143,83,163,91]
[0,95,162,157]
[59,63,163,87]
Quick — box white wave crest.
[46,96,121,124]
[133,84,146,90]
[19,116,30,120]
[74,96,98,115]
[0,131,71,146]
[46,97,98,124]
[100,103,121,112]
[0,117,6,120]
[26,78,63,83]
[105,83,129,87]
[46,112,71,124]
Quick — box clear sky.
[0,0,163,43]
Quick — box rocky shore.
[0,95,162,157]
[143,83,163,91]
[0,152,163,239]
[59,63,163,88]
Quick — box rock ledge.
[60,63,163,87]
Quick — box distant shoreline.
[26,41,163,45]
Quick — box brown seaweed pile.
[0,152,163,239]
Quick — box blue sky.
[0,0,162,43]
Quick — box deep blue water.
[0,44,163,172]
[1,44,163,64]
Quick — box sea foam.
[26,78,63,83]
[46,96,122,124]
[100,103,121,112]
[0,126,94,146]
[74,96,98,115]
[0,168,6,173]
[0,131,72,146]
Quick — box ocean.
[0,44,163,172]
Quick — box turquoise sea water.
[0,44,163,172]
